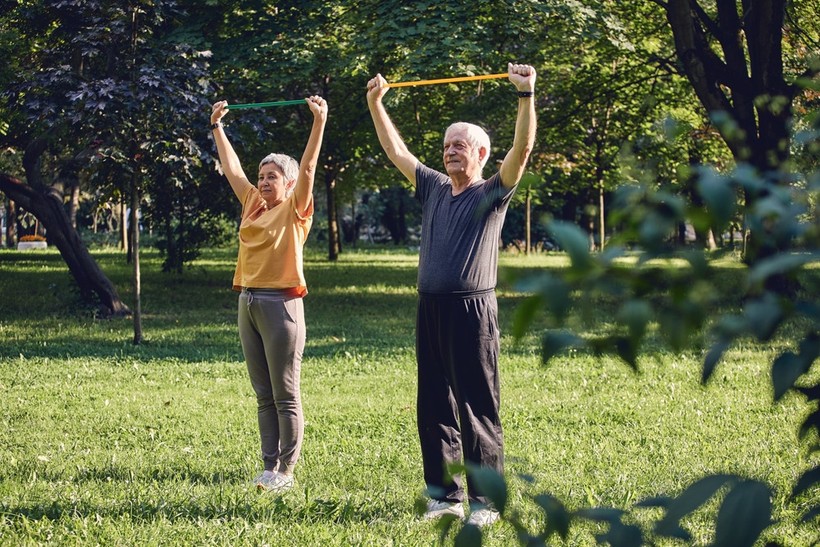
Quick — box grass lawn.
[0,245,817,545]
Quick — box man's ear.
[477,146,489,162]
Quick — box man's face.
[443,129,480,178]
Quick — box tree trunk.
[1,172,130,316]
[69,181,80,229]
[325,169,340,261]
[665,0,803,293]
[525,186,532,255]
[3,136,129,315]
[131,177,142,344]
[686,141,718,250]
[5,198,17,247]
[598,179,605,251]
[664,0,792,173]
[121,197,129,254]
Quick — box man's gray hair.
[444,122,492,169]
[259,153,299,182]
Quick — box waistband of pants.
[240,287,302,301]
[417,287,495,300]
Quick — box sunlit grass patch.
[0,247,816,545]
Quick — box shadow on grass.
[6,248,809,363]
[3,483,408,526]
[0,290,418,361]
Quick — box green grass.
[0,246,816,545]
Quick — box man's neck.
[450,173,482,195]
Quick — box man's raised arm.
[499,63,537,189]
[366,74,419,187]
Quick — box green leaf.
[614,336,639,371]
[454,520,482,546]
[681,249,709,277]
[618,300,652,342]
[655,475,738,539]
[516,274,572,326]
[512,294,542,340]
[541,331,585,363]
[715,314,749,337]
[696,172,736,227]
[743,294,784,341]
[533,494,571,539]
[465,463,507,514]
[772,352,804,401]
[703,339,731,383]
[540,277,572,325]
[438,513,463,544]
[748,253,820,286]
[713,480,773,547]
[547,221,593,270]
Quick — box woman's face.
[257,162,291,206]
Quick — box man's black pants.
[416,290,504,506]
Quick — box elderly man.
[366,63,537,527]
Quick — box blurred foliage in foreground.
[435,114,819,544]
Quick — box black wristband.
[518,91,534,98]
[211,122,222,130]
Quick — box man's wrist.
[211,121,223,130]
[517,91,534,98]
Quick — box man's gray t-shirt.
[415,163,518,295]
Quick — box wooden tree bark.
[0,144,130,317]
[664,0,794,172]
[130,176,142,343]
[5,198,16,247]
[325,169,340,261]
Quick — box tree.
[1,1,217,321]
[658,0,806,175]
[440,2,820,543]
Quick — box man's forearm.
[512,96,536,165]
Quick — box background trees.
[1,0,817,301]
[0,1,817,543]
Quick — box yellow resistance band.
[386,73,509,88]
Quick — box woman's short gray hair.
[444,122,492,169]
[259,153,299,182]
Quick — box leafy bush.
[440,121,819,545]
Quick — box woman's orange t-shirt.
[232,187,313,295]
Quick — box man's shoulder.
[417,162,448,181]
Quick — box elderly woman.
[210,96,327,492]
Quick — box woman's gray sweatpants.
[238,289,305,475]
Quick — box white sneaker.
[423,500,465,520]
[255,471,295,493]
[253,470,276,487]
[466,507,500,527]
